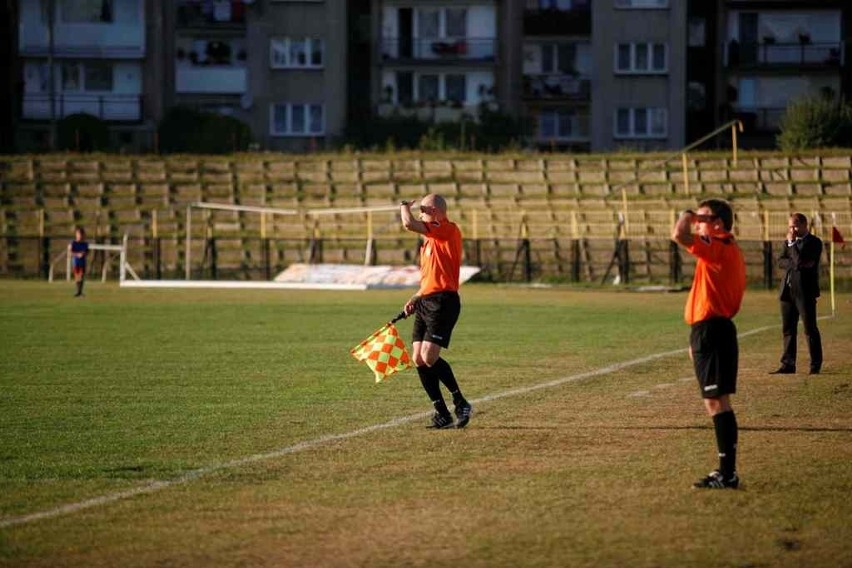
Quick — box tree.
[777,95,852,151]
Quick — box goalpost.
[183,201,405,281]
[117,201,467,290]
[48,234,140,283]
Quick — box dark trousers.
[780,292,822,371]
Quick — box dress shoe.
[809,368,821,375]
[769,366,796,375]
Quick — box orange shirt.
[684,233,746,325]
[418,220,462,296]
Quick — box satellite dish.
[240,93,253,110]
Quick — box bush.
[57,113,110,152]
[158,107,252,154]
[777,95,852,151]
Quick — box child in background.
[70,227,89,297]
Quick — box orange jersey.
[418,220,462,296]
[684,234,746,325]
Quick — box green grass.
[1,281,851,566]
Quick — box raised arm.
[400,201,428,235]
[672,210,695,248]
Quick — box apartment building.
[16,0,163,151]
[372,0,501,125]
[11,0,850,153]
[717,0,850,148]
[520,0,592,151]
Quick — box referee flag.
[350,323,412,382]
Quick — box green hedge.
[158,107,252,154]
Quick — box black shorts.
[690,317,738,399]
[412,291,461,348]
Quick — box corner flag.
[350,322,412,382]
[832,226,845,245]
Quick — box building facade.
[11,0,851,153]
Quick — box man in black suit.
[771,213,823,375]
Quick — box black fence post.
[263,238,271,280]
[209,237,217,280]
[669,240,682,284]
[41,236,50,279]
[572,239,581,283]
[618,239,630,284]
[522,238,532,282]
[763,240,773,289]
[155,237,162,280]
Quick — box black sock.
[713,410,738,479]
[75,281,83,295]
[417,365,448,414]
[432,358,463,403]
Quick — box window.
[84,62,113,91]
[418,75,440,102]
[539,109,578,139]
[61,0,113,23]
[270,38,324,69]
[614,0,668,8]
[418,9,440,39]
[445,74,466,103]
[540,43,577,74]
[61,62,82,91]
[688,18,706,47]
[445,8,467,37]
[614,107,667,138]
[271,103,325,136]
[614,42,667,73]
[417,7,467,38]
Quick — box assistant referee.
[400,194,472,429]
[672,199,746,489]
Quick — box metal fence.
[5,235,849,291]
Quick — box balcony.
[523,74,590,101]
[725,41,844,70]
[376,103,489,122]
[18,0,145,59]
[523,7,591,36]
[381,38,496,64]
[176,0,246,30]
[175,66,247,94]
[22,93,142,122]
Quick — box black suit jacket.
[778,233,822,300]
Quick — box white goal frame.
[182,201,412,279]
[48,234,140,283]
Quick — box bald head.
[420,194,448,221]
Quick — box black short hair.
[698,199,734,231]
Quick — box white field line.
[0,320,819,529]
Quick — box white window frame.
[415,7,469,39]
[614,0,669,9]
[270,103,325,137]
[614,42,668,74]
[270,38,325,69]
[613,107,667,139]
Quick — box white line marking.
[628,390,651,397]
[0,320,810,529]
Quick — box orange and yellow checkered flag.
[350,318,412,383]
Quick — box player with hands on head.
[400,194,472,429]
[672,200,746,489]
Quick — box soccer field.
[1,281,850,567]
